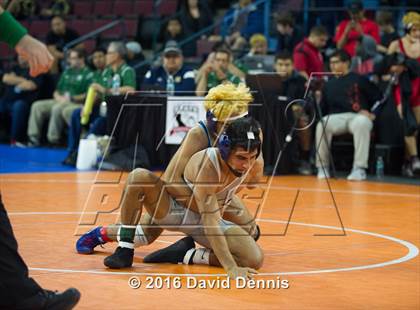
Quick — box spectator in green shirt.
[90,47,107,83]
[27,48,92,146]
[89,41,136,96]
[196,48,242,96]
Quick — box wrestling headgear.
[217,117,261,161]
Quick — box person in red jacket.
[334,0,380,57]
[293,25,328,79]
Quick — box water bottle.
[111,74,121,95]
[376,156,384,179]
[99,101,107,117]
[166,75,175,95]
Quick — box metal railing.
[133,0,272,70]
[62,19,125,53]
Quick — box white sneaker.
[347,167,366,181]
[317,168,330,179]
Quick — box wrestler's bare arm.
[163,126,209,195]
[190,157,238,272]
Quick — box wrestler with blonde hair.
[76,82,263,254]
[388,11,420,176]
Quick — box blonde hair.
[249,33,267,47]
[402,11,420,29]
[204,83,253,121]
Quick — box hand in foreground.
[227,266,258,280]
[90,83,106,94]
[15,35,54,77]
[359,109,376,121]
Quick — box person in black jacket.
[275,11,304,54]
[274,51,310,174]
[179,0,213,38]
[0,6,80,309]
[316,49,381,181]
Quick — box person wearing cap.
[125,41,147,87]
[334,0,380,57]
[143,40,196,95]
[126,41,144,64]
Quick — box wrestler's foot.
[104,247,134,269]
[76,226,108,254]
[143,236,195,264]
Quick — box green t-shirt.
[99,63,136,90]
[56,66,92,96]
[207,71,241,90]
[91,69,104,84]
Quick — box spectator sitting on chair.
[89,41,136,98]
[143,41,195,95]
[62,47,107,166]
[196,47,242,96]
[179,0,213,39]
[351,34,382,75]
[161,18,185,44]
[27,48,91,147]
[376,11,399,54]
[125,41,147,88]
[237,33,274,74]
[316,49,381,181]
[334,0,380,58]
[63,42,136,166]
[293,25,328,80]
[161,17,195,57]
[247,33,268,56]
[274,51,310,175]
[221,0,264,53]
[275,11,304,54]
[0,55,44,146]
[46,15,79,74]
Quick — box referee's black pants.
[0,194,42,308]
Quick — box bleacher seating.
[73,1,94,17]
[114,1,134,17]
[134,0,154,17]
[157,0,178,16]
[93,1,114,17]
[29,20,50,41]
[70,19,94,36]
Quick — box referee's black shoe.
[15,288,80,310]
[104,246,134,269]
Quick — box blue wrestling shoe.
[76,226,107,254]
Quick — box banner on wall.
[165,96,206,145]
